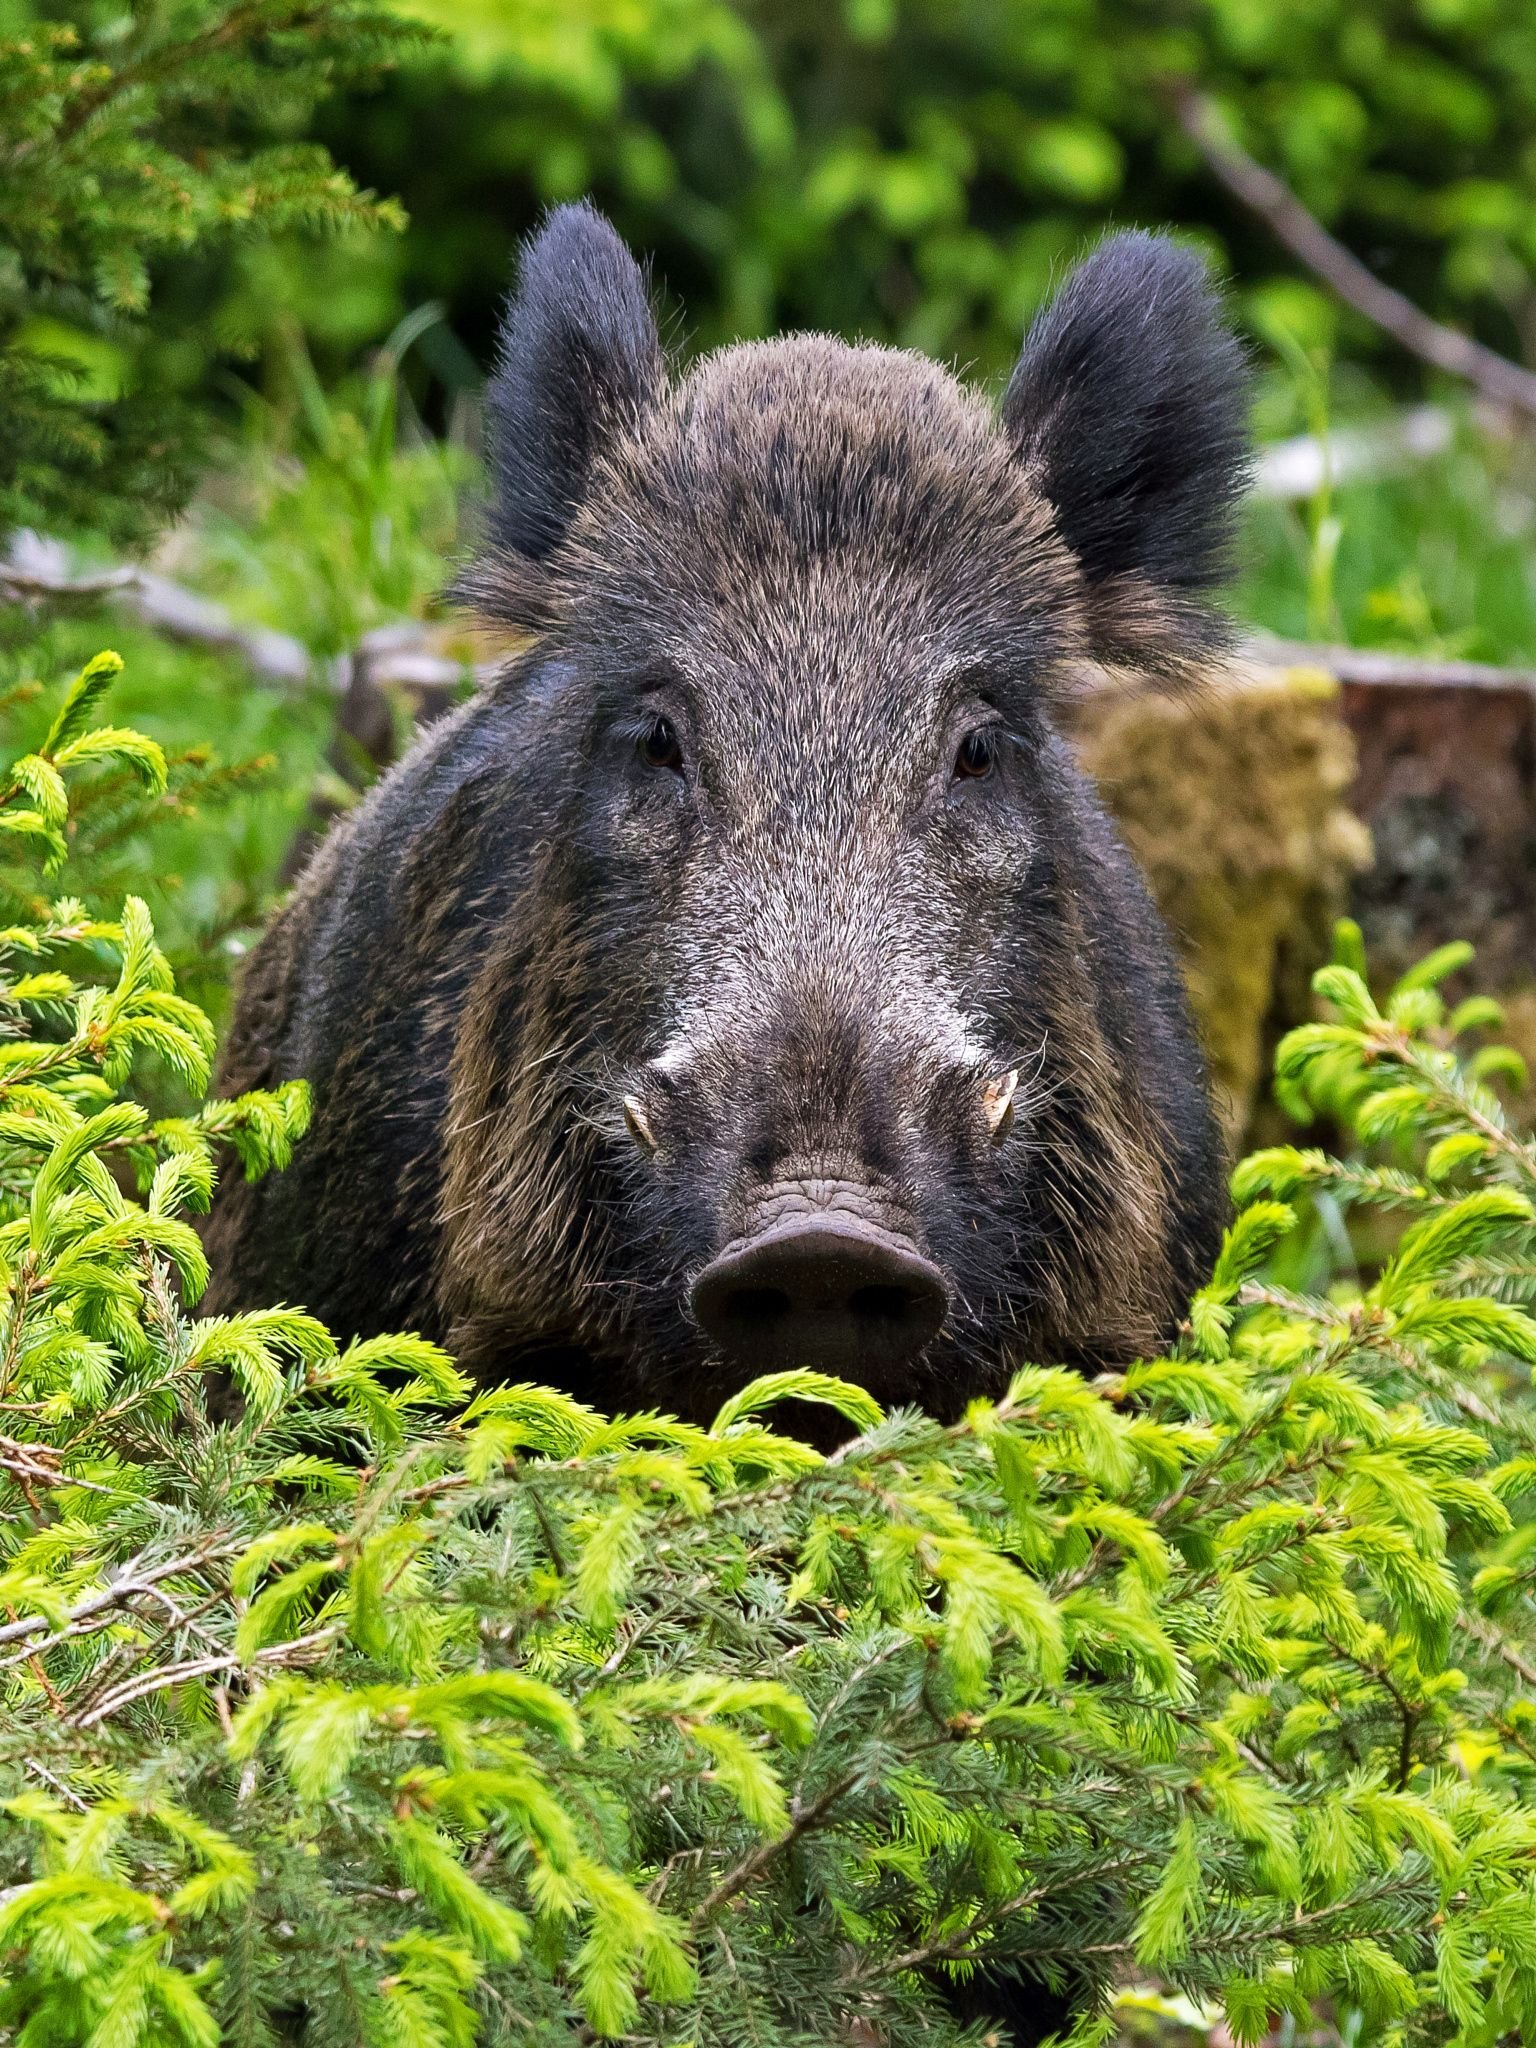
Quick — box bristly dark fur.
[1003,231,1251,676]
[207,205,1247,1415]
[461,200,666,624]
[204,201,1251,2048]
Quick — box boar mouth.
[689,1211,949,1382]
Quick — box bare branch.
[1,1433,120,1498]
[72,1627,335,1728]
[23,1759,89,1811]
[1169,81,1536,420]
[0,1539,235,1654]
[1248,638,1536,694]
[2,534,311,685]
[690,1769,863,1927]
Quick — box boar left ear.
[464,202,665,623]
[1002,232,1250,674]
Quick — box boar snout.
[690,1192,949,1380]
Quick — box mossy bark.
[1071,665,1371,1146]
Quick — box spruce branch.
[689,1767,866,1927]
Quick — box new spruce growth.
[4,663,1536,2046]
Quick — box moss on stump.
[1071,665,1372,1146]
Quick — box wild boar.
[205,203,1248,1426]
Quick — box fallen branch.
[1169,81,1536,422]
[9,535,1532,740]
[2,533,311,685]
[1249,637,1536,694]
[1,533,484,705]
[3,533,481,784]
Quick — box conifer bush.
[0,1,418,550]
[5,657,1536,2047]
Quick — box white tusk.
[982,1069,1018,1142]
[622,1093,658,1154]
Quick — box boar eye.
[638,716,684,775]
[953,729,996,782]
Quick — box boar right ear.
[1002,233,1250,676]
[468,203,664,622]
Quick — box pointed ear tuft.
[468,203,663,623]
[1003,232,1250,673]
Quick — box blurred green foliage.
[312,0,1536,395]
[1242,414,1536,664]
[191,309,470,657]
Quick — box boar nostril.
[848,1283,911,1322]
[729,1285,792,1323]
[690,1216,948,1381]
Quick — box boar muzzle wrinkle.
[689,1212,948,1380]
